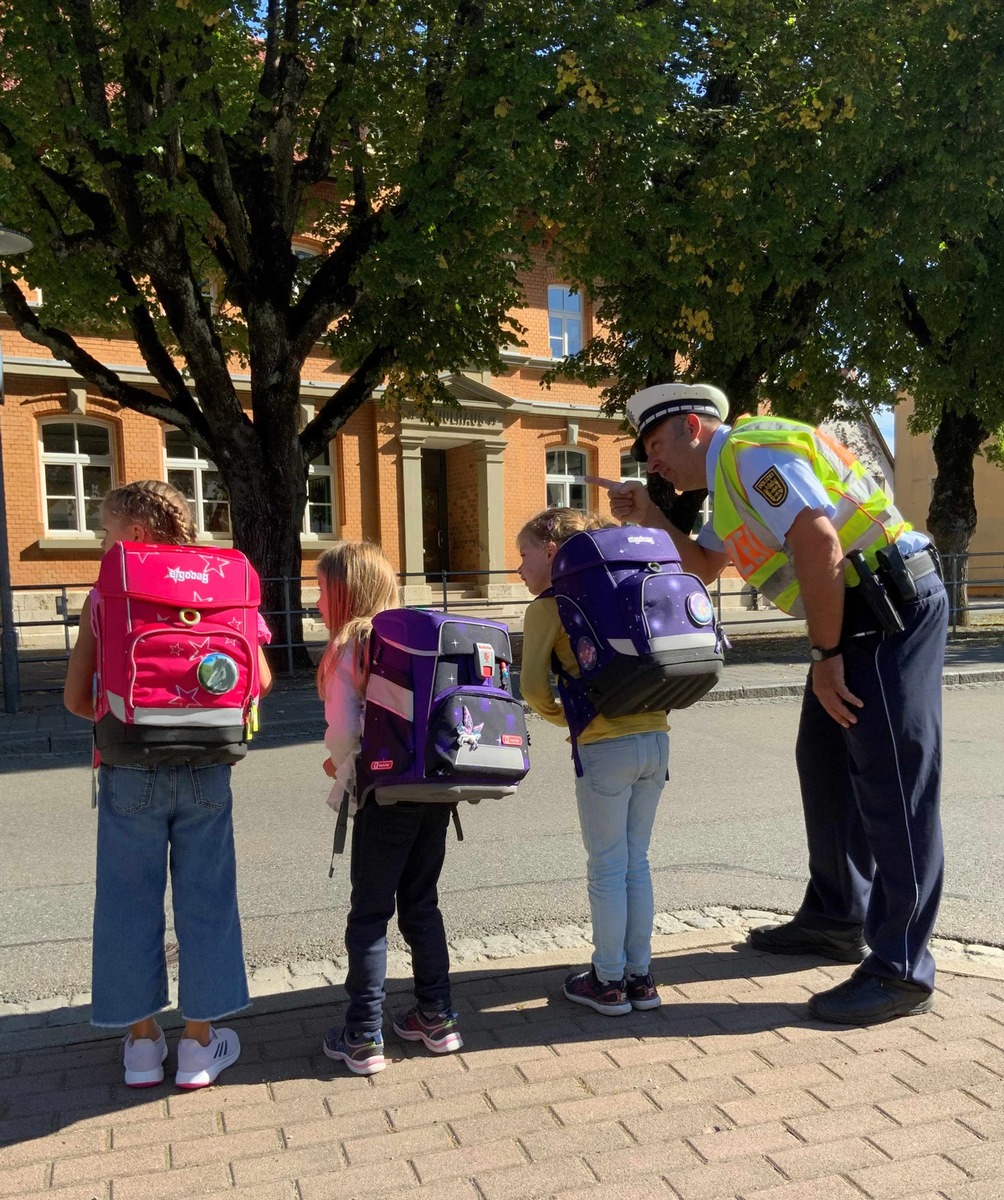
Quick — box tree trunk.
[926,404,987,629]
[213,403,312,672]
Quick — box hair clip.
[546,517,556,533]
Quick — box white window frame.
[302,442,337,539]
[692,494,713,535]
[620,453,646,482]
[292,245,318,303]
[38,418,115,537]
[163,428,231,540]
[545,447,588,511]
[547,285,583,359]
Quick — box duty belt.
[902,547,939,583]
[846,543,941,637]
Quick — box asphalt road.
[2,685,1003,1003]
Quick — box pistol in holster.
[846,549,904,636]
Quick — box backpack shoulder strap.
[328,788,351,875]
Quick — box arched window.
[38,419,114,534]
[545,448,587,510]
[164,428,230,536]
[292,246,318,302]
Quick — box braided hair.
[102,480,197,545]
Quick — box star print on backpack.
[91,542,264,766]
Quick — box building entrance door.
[421,449,450,580]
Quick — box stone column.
[398,434,432,605]
[475,438,521,600]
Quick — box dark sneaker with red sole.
[563,967,632,1016]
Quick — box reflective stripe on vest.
[712,417,912,618]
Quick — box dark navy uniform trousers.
[794,567,949,991]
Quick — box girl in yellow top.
[517,507,670,1016]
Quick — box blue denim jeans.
[91,762,250,1027]
[574,731,670,983]
[344,801,453,1035]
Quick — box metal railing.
[2,553,1002,710]
[0,569,531,706]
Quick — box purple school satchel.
[330,610,530,859]
[355,609,529,802]
[548,526,725,762]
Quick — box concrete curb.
[5,909,1004,1058]
[2,666,1003,758]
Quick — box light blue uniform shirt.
[695,424,929,556]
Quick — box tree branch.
[0,276,213,448]
[299,343,394,460]
[289,215,380,358]
[296,24,364,188]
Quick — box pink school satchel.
[92,542,264,766]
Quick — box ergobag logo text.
[547,526,725,771]
[92,542,262,767]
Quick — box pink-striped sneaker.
[392,1007,463,1053]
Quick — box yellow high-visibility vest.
[713,417,912,617]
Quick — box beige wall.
[895,397,1004,588]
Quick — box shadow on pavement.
[0,942,849,1145]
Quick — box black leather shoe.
[809,972,934,1026]
[748,919,867,963]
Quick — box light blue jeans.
[574,731,670,983]
[91,762,250,1027]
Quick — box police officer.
[601,382,949,1025]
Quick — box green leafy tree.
[0,0,672,648]
[830,2,1004,619]
[549,0,1004,588]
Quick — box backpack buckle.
[475,642,495,681]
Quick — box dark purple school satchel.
[548,526,725,748]
[355,609,530,808]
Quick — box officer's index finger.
[583,475,625,491]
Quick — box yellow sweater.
[520,595,669,745]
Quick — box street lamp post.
[0,225,34,714]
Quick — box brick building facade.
[0,255,643,617]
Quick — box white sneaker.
[123,1028,167,1088]
[175,1026,241,1090]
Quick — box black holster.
[846,550,904,636]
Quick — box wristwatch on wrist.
[809,643,842,662]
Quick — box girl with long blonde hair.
[314,542,464,1075]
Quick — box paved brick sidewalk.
[4,933,1004,1200]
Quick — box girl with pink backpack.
[64,480,273,1088]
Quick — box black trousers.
[343,800,452,1033]
[794,570,948,990]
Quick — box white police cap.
[627,382,729,461]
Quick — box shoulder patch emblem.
[752,466,789,507]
